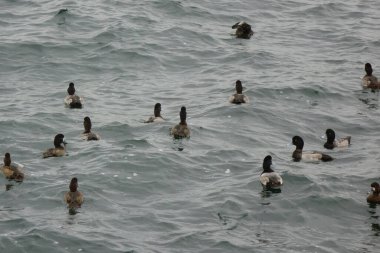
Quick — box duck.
[229,80,249,104]
[324,129,351,149]
[43,134,66,158]
[170,106,190,139]
[367,182,380,204]
[1,153,24,181]
[82,117,100,141]
[232,21,254,39]
[145,103,165,123]
[64,82,83,108]
[292,136,333,162]
[362,63,379,89]
[260,155,283,189]
[64,177,84,209]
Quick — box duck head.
[69,177,78,192]
[236,80,243,94]
[365,63,373,76]
[54,134,66,148]
[292,136,304,150]
[154,103,161,117]
[84,117,92,133]
[3,153,11,166]
[67,82,75,95]
[263,155,274,173]
[325,129,335,143]
[180,106,187,124]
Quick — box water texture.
[1,0,380,252]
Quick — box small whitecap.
[159,149,163,152]
[128,154,135,157]
[320,135,326,139]
[133,173,138,177]
[101,172,105,175]
[54,241,59,245]
[228,115,231,118]
[113,175,118,178]
[78,249,83,252]
[127,177,132,180]
[225,169,231,174]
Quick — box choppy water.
[1,0,380,252]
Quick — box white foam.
[225,169,231,174]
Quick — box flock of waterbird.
[1,22,380,214]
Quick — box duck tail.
[347,136,351,145]
[321,153,333,162]
[70,102,82,109]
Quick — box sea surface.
[1,0,380,252]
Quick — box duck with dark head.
[64,177,84,212]
[1,153,24,182]
[232,21,254,39]
[82,117,100,141]
[64,82,83,108]
[170,106,190,139]
[43,134,66,158]
[260,155,283,190]
[292,136,333,162]
[229,80,249,104]
[362,63,379,89]
[324,129,351,150]
[145,103,165,123]
[367,182,380,204]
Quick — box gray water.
[1,0,380,252]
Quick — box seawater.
[1,0,380,252]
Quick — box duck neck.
[4,156,11,166]
[263,167,274,173]
[84,127,91,134]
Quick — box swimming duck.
[232,21,254,39]
[367,182,380,204]
[64,82,83,108]
[260,155,283,188]
[229,80,249,104]
[1,153,24,181]
[362,63,379,89]
[170,106,190,139]
[292,136,333,162]
[324,129,351,149]
[43,134,66,158]
[82,117,100,141]
[64,177,84,209]
[145,103,165,123]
